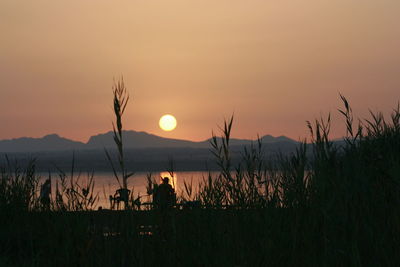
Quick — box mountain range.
[0,130,297,153]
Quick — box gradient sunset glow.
[1,0,399,142]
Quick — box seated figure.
[109,188,131,210]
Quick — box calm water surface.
[43,171,211,209]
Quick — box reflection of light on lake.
[159,172,177,189]
[39,171,210,209]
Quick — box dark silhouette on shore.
[40,178,51,209]
[153,177,175,210]
[109,188,131,210]
[153,177,176,240]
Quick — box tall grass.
[1,96,399,266]
[105,77,135,210]
[0,157,39,212]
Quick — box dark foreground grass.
[1,99,400,266]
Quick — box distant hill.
[0,134,85,153]
[86,131,204,149]
[0,131,301,171]
[261,134,295,143]
[0,130,298,153]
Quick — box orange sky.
[1,0,399,142]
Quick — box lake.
[42,171,212,209]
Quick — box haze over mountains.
[0,131,301,171]
[0,130,297,153]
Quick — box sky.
[1,0,399,142]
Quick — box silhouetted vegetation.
[1,97,399,266]
[105,77,134,210]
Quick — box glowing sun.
[159,114,177,131]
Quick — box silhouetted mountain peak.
[0,130,297,152]
[0,134,85,153]
[261,135,296,143]
[43,134,61,140]
[87,130,201,149]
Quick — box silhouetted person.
[40,178,51,210]
[154,177,176,241]
[154,177,175,210]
